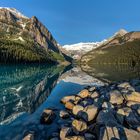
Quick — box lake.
[0,64,139,139]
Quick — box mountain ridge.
[0,7,71,64]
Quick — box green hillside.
[86,39,140,66]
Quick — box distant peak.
[114,29,127,37]
[0,7,28,19]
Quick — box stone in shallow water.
[65,101,75,110]
[72,119,87,133]
[61,95,76,104]
[40,109,56,124]
[124,91,140,103]
[78,89,90,99]
[108,90,124,105]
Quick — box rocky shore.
[24,79,140,140]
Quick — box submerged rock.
[40,109,56,124]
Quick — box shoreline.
[23,79,140,140]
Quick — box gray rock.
[97,110,118,126]
[40,109,56,124]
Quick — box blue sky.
[0,0,140,45]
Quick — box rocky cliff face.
[0,7,69,63]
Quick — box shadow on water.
[0,64,72,124]
[81,63,140,83]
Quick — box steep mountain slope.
[63,41,106,59]
[0,7,69,64]
[81,30,140,67]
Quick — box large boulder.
[108,90,124,105]
[40,109,56,124]
[124,92,140,103]
[84,105,98,122]
[72,119,87,133]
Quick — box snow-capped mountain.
[63,40,106,59]
[62,29,128,59]
[0,7,28,19]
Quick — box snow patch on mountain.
[63,40,107,59]
[0,7,28,19]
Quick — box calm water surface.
[0,64,139,139]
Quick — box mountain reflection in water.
[0,64,70,124]
[81,63,140,82]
